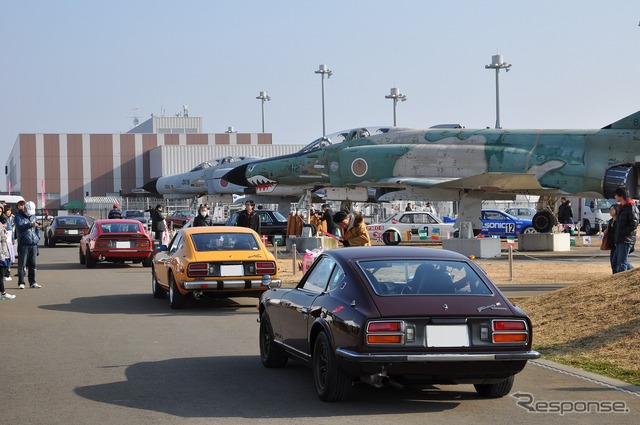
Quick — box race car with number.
[367,211,454,245]
[480,209,536,238]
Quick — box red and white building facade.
[4,116,301,209]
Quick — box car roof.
[324,246,470,262]
[94,219,144,225]
[180,226,258,236]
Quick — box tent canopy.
[61,200,86,209]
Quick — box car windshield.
[57,217,87,226]
[357,259,493,296]
[100,223,142,233]
[126,211,143,217]
[190,232,260,251]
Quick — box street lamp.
[385,87,407,126]
[256,91,271,133]
[314,64,332,136]
[485,54,511,129]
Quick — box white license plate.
[68,230,79,235]
[426,325,470,347]
[220,265,243,276]
[116,241,131,248]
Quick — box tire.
[169,274,187,309]
[151,268,167,299]
[259,312,288,367]
[142,256,153,267]
[532,211,555,233]
[86,248,97,269]
[583,220,598,236]
[474,375,514,398]
[79,247,86,265]
[521,226,537,234]
[47,235,56,248]
[382,230,401,246]
[313,331,351,402]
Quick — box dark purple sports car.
[258,246,540,401]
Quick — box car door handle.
[281,301,292,308]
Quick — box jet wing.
[381,173,545,192]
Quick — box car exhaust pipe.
[193,291,203,300]
[361,372,390,388]
[98,254,106,262]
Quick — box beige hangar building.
[4,115,304,210]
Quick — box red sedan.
[79,219,153,268]
[164,210,195,229]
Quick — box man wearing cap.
[108,203,122,219]
[14,200,41,289]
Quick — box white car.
[504,207,537,220]
[367,211,455,245]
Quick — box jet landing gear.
[532,196,559,233]
[532,210,556,233]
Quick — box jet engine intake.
[603,164,639,199]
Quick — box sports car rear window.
[190,233,260,251]
[357,260,493,296]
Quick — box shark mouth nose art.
[247,175,278,193]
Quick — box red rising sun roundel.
[351,158,368,177]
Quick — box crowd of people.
[1,200,43,301]
[1,193,637,303]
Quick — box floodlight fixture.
[485,54,512,129]
[385,87,407,126]
[256,91,271,133]
[314,64,332,136]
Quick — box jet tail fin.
[602,110,640,130]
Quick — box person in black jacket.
[604,204,619,273]
[149,204,166,243]
[108,203,122,219]
[320,203,336,236]
[612,187,639,273]
[193,204,213,227]
[236,200,261,234]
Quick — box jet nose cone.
[223,163,250,186]
[142,177,160,195]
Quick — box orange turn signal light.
[367,334,403,344]
[493,333,527,343]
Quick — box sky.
[1,1,640,191]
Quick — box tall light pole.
[314,64,332,136]
[485,54,511,129]
[256,91,271,133]
[385,87,407,126]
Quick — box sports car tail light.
[492,319,528,344]
[95,239,111,248]
[366,320,404,345]
[134,239,151,248]
[255,261,276,275]
[188,263,209,277]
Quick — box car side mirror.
[156,244,169,252]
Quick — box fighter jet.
[142,156,259,201]
[141,155,325,206]
[222,110,640,233]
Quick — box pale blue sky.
[1,1,639,191]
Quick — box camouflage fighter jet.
[222,111,640,234]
